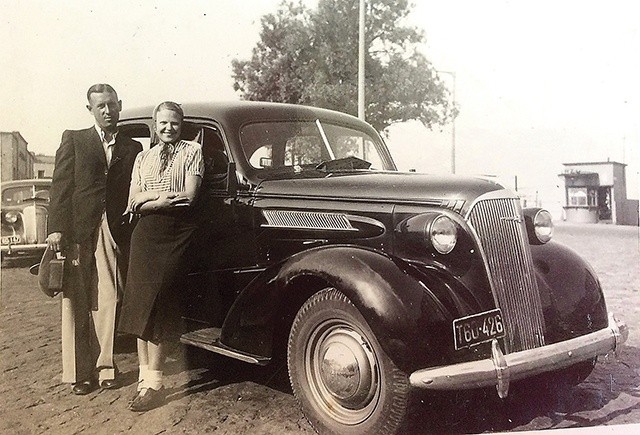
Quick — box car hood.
[255,171,505,214]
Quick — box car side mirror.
[226,161,238,196]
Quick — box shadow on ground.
[113,336,294,410]
[138,339,639,433]
[405,345,640,433]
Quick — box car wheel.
[287,288,409,435]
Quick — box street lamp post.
[358,0,365,120]
[437,70,456,174]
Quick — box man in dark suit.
[47,83,142,395]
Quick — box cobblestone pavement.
[1,222,638,434]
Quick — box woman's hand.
[129,190,192,212]
[151,191,191,209]
[168,193,191,207]
[156,191,183,208]
[130,191,160,212]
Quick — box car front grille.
[467,197,546,353]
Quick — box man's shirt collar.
[94,125,118,145]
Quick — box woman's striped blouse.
[131,140,204,192]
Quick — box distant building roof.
[0,131,28,144]
[33,154,55,164]
[562,161,626,167]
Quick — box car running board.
[180,327,271,366]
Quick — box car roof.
[119,100,391,184]
[1,178,51,188]
[120,100,378,135]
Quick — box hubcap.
[306,321,380,424]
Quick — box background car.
[119,101,627,435]
[1,178,51,263]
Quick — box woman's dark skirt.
[118,209,198,342]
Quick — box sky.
[2,0,639,218]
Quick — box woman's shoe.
[129,387,165,412]
[128,390,141,407]
[128,380,145,407]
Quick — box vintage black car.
[1,178,51,261]
[119,101,627,434]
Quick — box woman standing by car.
[118,101,204,412]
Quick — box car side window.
[119,122,231,192]
[119,123,152,151]
[200,127,229,191]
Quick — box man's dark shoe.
[128,387,165,412]
[99,378,119,390]
[71,380,95,395]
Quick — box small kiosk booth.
[559,161,638,225]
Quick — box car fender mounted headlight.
[3,211,20,224]
[429,215,458,254]
[524,208,553,244]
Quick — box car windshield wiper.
[315,156,372,171]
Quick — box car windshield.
[240,120,392,176]
[1,185,50,206]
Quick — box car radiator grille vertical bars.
[467,198,546,353]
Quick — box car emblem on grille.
[500,215,523,223]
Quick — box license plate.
[453,309,505,350]
[1,235,21,245]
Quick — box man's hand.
[47,232,63,252]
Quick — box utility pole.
[437,70,456,174]
[358,0,365,120]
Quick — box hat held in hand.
[30,247,66,298]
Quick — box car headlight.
[533,209,553,243]
[4,211,19,224]
[523,208,553,244]
[429,215,458,254]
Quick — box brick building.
[1,131,35,181]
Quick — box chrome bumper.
[410,312,628,398]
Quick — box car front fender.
[220,245,462,373]
[531,241,609,344]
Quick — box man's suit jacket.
[48,127,142,247]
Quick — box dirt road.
[1,222,638,434]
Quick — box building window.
[37,170,45,178]
[568,187,597,206]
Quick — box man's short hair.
[86,83,118,102]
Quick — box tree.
[232,0,455,132]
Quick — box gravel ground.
[1,222,638,434]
